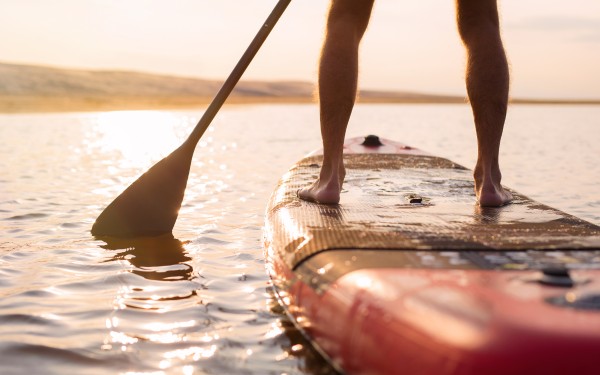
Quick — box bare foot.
[474,165,513,207]
[476,182,513,207]
[298,163,345,205]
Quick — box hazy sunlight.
[90,111,186,169]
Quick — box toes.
[297,188,317,203]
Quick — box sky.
[1,0,600,99]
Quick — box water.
[0,104,599,374]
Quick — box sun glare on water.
[90,110,188,169]
[85,110,194,198]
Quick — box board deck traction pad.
[264,152,600,272]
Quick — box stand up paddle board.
[264,135,600,375]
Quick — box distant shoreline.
[2,61,599,114]
[1,95,599,114]
[0,95,312,114]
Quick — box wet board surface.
[266,141,600,270]
[264,136,600,375]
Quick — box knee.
[327,0,375,37]
[456,0,501,46]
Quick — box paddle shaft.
[188,0,292,146]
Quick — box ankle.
[319,158,345,180]
[474,160,501,187]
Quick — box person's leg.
[456,0,513,206]
[298,0,374,204]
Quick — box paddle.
[92,0,292,237]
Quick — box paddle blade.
[91,143,194,237]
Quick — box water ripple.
[3,105,598,374]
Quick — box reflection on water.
[99,234,212,371]
[0,104,598,374]
[101,234,193,281]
